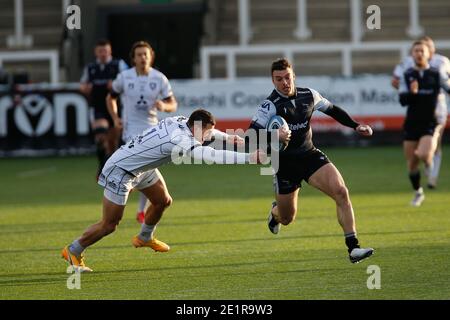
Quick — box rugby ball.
[266,115,289,151]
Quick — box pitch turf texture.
[1,146,449,300]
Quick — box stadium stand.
[0,0,63,83]
[204,0,450,78]
[0,0,449,82]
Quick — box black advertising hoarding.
[0,85,94,157]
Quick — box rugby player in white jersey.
[106,41,178,224]
[62,109,264,272]
[392,36,450,189]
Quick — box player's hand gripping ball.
[267,115,290,151]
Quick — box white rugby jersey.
[106,116,248,176]
[112,67,174,141]
[394,54,450,117]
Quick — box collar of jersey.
[96,57,112,65]
[275,88,296,99]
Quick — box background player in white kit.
[61,109,264,272]
[107,41,178,224]
[392,36,450,188]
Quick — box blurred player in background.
[248,58,374,264]
[61,109,263,272]
[106,41,177,224]
[398,40,450,206]
[80,39,128,178]
[392,36,450,189]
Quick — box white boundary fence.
[0,50,59,84]
[200,40,450,80]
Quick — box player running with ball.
[248,58,374,263]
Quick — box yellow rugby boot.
[61,246,93,272]
[132,236,170,252]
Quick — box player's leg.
[132,170,172,252]
[428,124,445,188]
[92,117,110,179]
[78,196,125,248]
[62,193,127,272]
[414,134,437,169]
[404,140,424,206]
[308,163,355,234]
[268,189,299,234]
[307,163,373,263]
[268,167,300,234]
[136,192,150,224]
[105,116,121,156]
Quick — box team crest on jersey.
[128,83,134,89]
[261,101,271,110]
[149,82,157,90]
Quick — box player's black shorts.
[403,124,436,141]
[91,106,114,128]
[273,148,330,195]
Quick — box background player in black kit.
[249,58,374,263]
[399,40,450,206]
[80,39,128,178]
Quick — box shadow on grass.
[0,256,343,287]
[0,228,444,255]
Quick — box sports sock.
[345,232,360,253]
[408,171,421,191]
[138,223,156,242]
[69,239,85,257]
[138,193,149,213]
[430,152,442,179]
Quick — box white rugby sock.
[431,152,442,179]
[69,239,85,257]
[138,224,156,242]
[138,192,149,213]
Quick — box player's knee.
[415,150,429,161]
[102,221,119,235]
[279,214,295,226]
[155,194,172,209]
[334,185,349,203]
[278,207,296,225]
[165,195,173,207]
[94,127,108,142]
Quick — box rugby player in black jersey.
[80,39,128,178]
[399,40,450,206]
[249,58,374,263]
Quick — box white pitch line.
[17,166,57,178]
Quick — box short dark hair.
[129,41,155,66]
[411,40,429,50]
[420,36,433,43]
[187,109,216,128]
[96,39,111,47]
[271,58,292,74]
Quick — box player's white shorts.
[98,164,161,205]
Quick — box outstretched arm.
[205,129,245,146]
[189,145,265,164]
[322,105,373,136]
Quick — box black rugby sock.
[408,171,421,191]
[345,232,360,253]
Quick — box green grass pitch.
[0,146,449,299]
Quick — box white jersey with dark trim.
[106,116,199,176]
[112,67,174,141]
[394,54,450,120]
